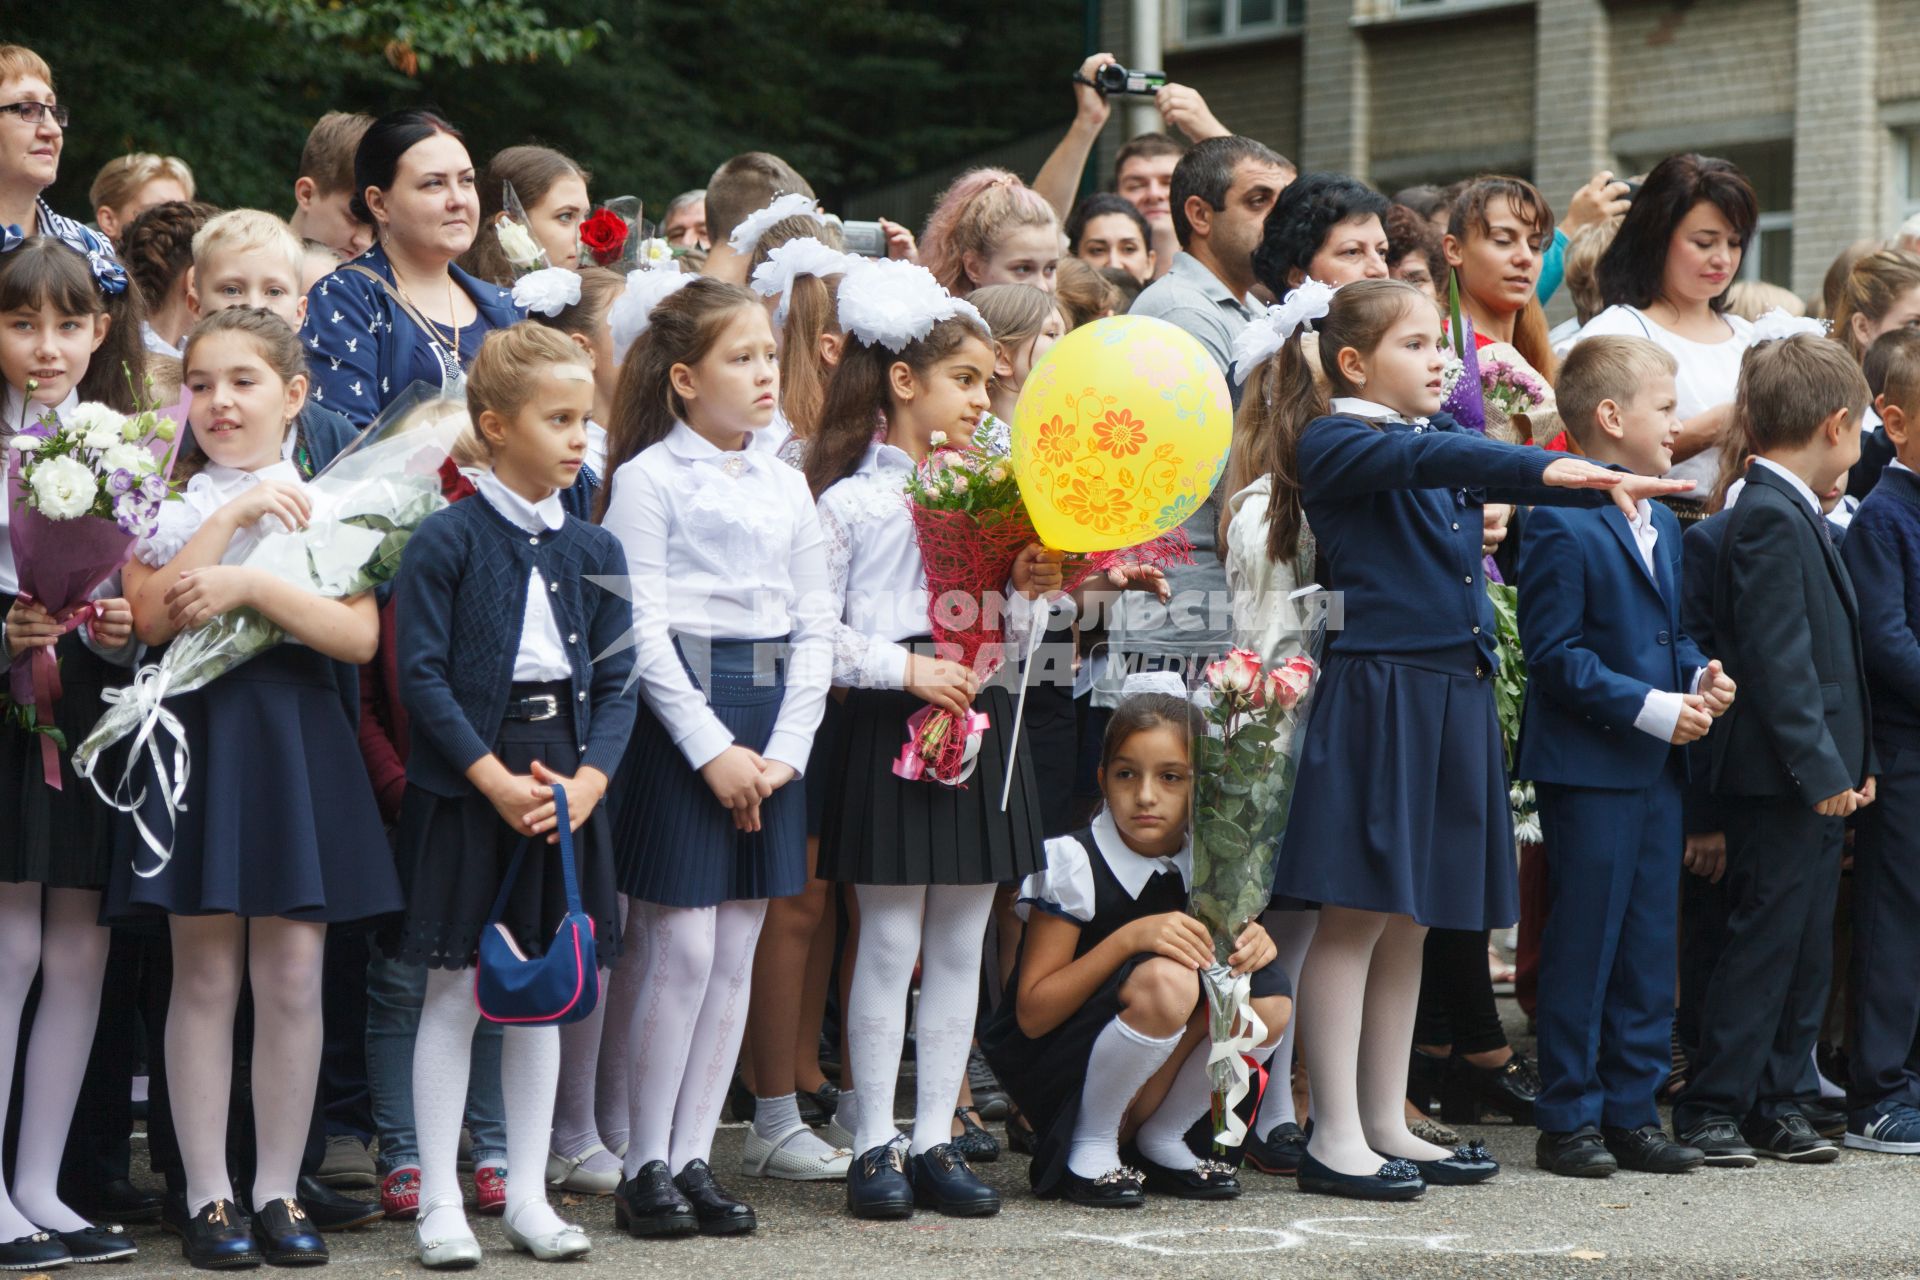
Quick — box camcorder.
[1078,63,1167,97]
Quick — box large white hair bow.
[727,192,825,256]
[1749,308,1829,345]
[836,258,988,353]
[750,237,857,326]
[510,266,582,318]
[608,263,695,364]
[1232,278,1336,384]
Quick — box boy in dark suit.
[1673,333,1876,1165]
[1518,336,1735,1177]
[1838,328,1920,1154]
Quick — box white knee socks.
[1066,1018,1181,1179]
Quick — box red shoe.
[474,1165,507,1216]
[379,1166,421,1221]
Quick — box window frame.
[1172,0,1304,49]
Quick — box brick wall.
[1167,39,1306,161]
[1607,0,1796,138]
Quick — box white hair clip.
[750,237,857,326]
[727,192,825,256]
[836,258,988,353]
[1749,307,1829,345]
[608,263,695,364]
[1232,279,1336,385]
[511,266,582,318]
[1120,671,1189,700]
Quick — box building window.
[1897,129,1920,229]
[1178,0,1303,43]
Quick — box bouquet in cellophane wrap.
[73,385,472,869]
[1188,590,1326,1150]
[895,436,1190,786]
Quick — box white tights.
[413,967,566,1246]
[1252,907,1317,1138]
[166,914,325,1215]
[620,899,769,1180]
[847,883,997,1156]
[1296,906,1449,1175]
[0,885,111,1236]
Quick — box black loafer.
[251,1197,327,1266]
[1058,1166,1145,1208]
[1536,1126,1618,1178]
[908,1143,1000,1217]
[1243,1121,1307,1176]
[63,1177,164,1225]
[951,1107,1000,1164]
[180,1199,262,1270]
[1797,1098,1847,1140]
[1295,1150,1425,1201]
[613,1160,697,1237]
[1136,1153,1241,1200]
[1414,1141,1499,1185]
[293,1176,384,1231]
[1742,1113,1840,1163]
[1602,1125,1704,1174]
[798,1081,842,1127]
[847,1142,914,1220]
[1678,1117,1759,1168]
[0,1230,72,1271]
[54,1222,138,1262]
[672,1159,756,1236]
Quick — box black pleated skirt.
[1,630,122,889]
[613,637,807,908]
[804,693,845,839]
[103,644,400,923]
[386,697,622,970]
[815,677,1044,887]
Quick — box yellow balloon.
[1009,314,1233,553]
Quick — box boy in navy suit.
[1518,336,1736,1178]
[1839,329,1920,1155]
[1673,333,1876,1166]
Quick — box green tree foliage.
[14,0,1076,223]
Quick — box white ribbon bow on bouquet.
[1200,963,1269,1147]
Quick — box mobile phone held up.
[840,220,890,258]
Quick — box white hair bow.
[750,237,857,326]
[510,266,582,318]
[608,263,695,364]
[1120,671,1189,699]
[1749,307,1829,345]
[836,258,988,353]
[727,192,825,256]
[1232,279,1336,384]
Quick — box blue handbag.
[475,783,599,1025]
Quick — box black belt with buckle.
[503,683,568,722]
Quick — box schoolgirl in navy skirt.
[596,278,834,1235]
[388,323,636,1266]
[1236,279,1687,1200]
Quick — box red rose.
[579,208,630,266]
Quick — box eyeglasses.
[0,102,68,128]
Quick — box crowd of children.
[2,35,1919,1272]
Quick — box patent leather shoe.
[672,1159,756,1235]
[1413,1141,1499,1185]
[251,1196,327,1266]
[908,1143,999,1217]
[1295,1150,1425,1201]
[181,1199,262,1270]
[612,1160,697,1237]
[846,1142,914,1220]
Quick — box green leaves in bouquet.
[1486,581,1526,773]
[5,700,66,752]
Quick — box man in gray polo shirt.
[1105,135,1294,695]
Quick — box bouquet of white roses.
[74,385,469,868]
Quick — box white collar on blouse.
[664,419,779,467]
[475,469,565,534]
[857,438,916,476]
[2,385,79,433]
[1090,809,1193,899]
[199,458,303,498]
[1329,396,1425,426]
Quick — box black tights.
[1413,927,1508,1056]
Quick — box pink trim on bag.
[473,923,589,1024]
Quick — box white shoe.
[545,1144,622,1195]
[742,1123,853,1181]
[822,1116,857,1154]
[502,1205,591,1261]
[416,1226,483,1270]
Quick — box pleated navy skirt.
[1273,648,1518,931]
[815,663,1045,887]
[387,692,622,970]
[0,626,122,890]
[614,637,807,908]
[103,644,401,923]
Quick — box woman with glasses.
[0,46,110,264]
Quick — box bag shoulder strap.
[483,783,584,925]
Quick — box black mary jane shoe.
[1412,1141,1499,1186]
[0,1230,72,1271]
[1295,1151,1426,1202]
[846,1143,914,1220]
[251,1197,327,1267]
[1438,1051,1540,1126]
[63,1178,164,1226]
[1058,1166,1145,1209]
[180,1199,262,1271]
[672,1160,756,1236]
[908,1143,1000,1217]
[1242,1121,1307,1176]
[951,1107,1001,1164]
[612,1160,697,1238]
[1135,1153,1242,1201]
[54,1222,138,1263]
